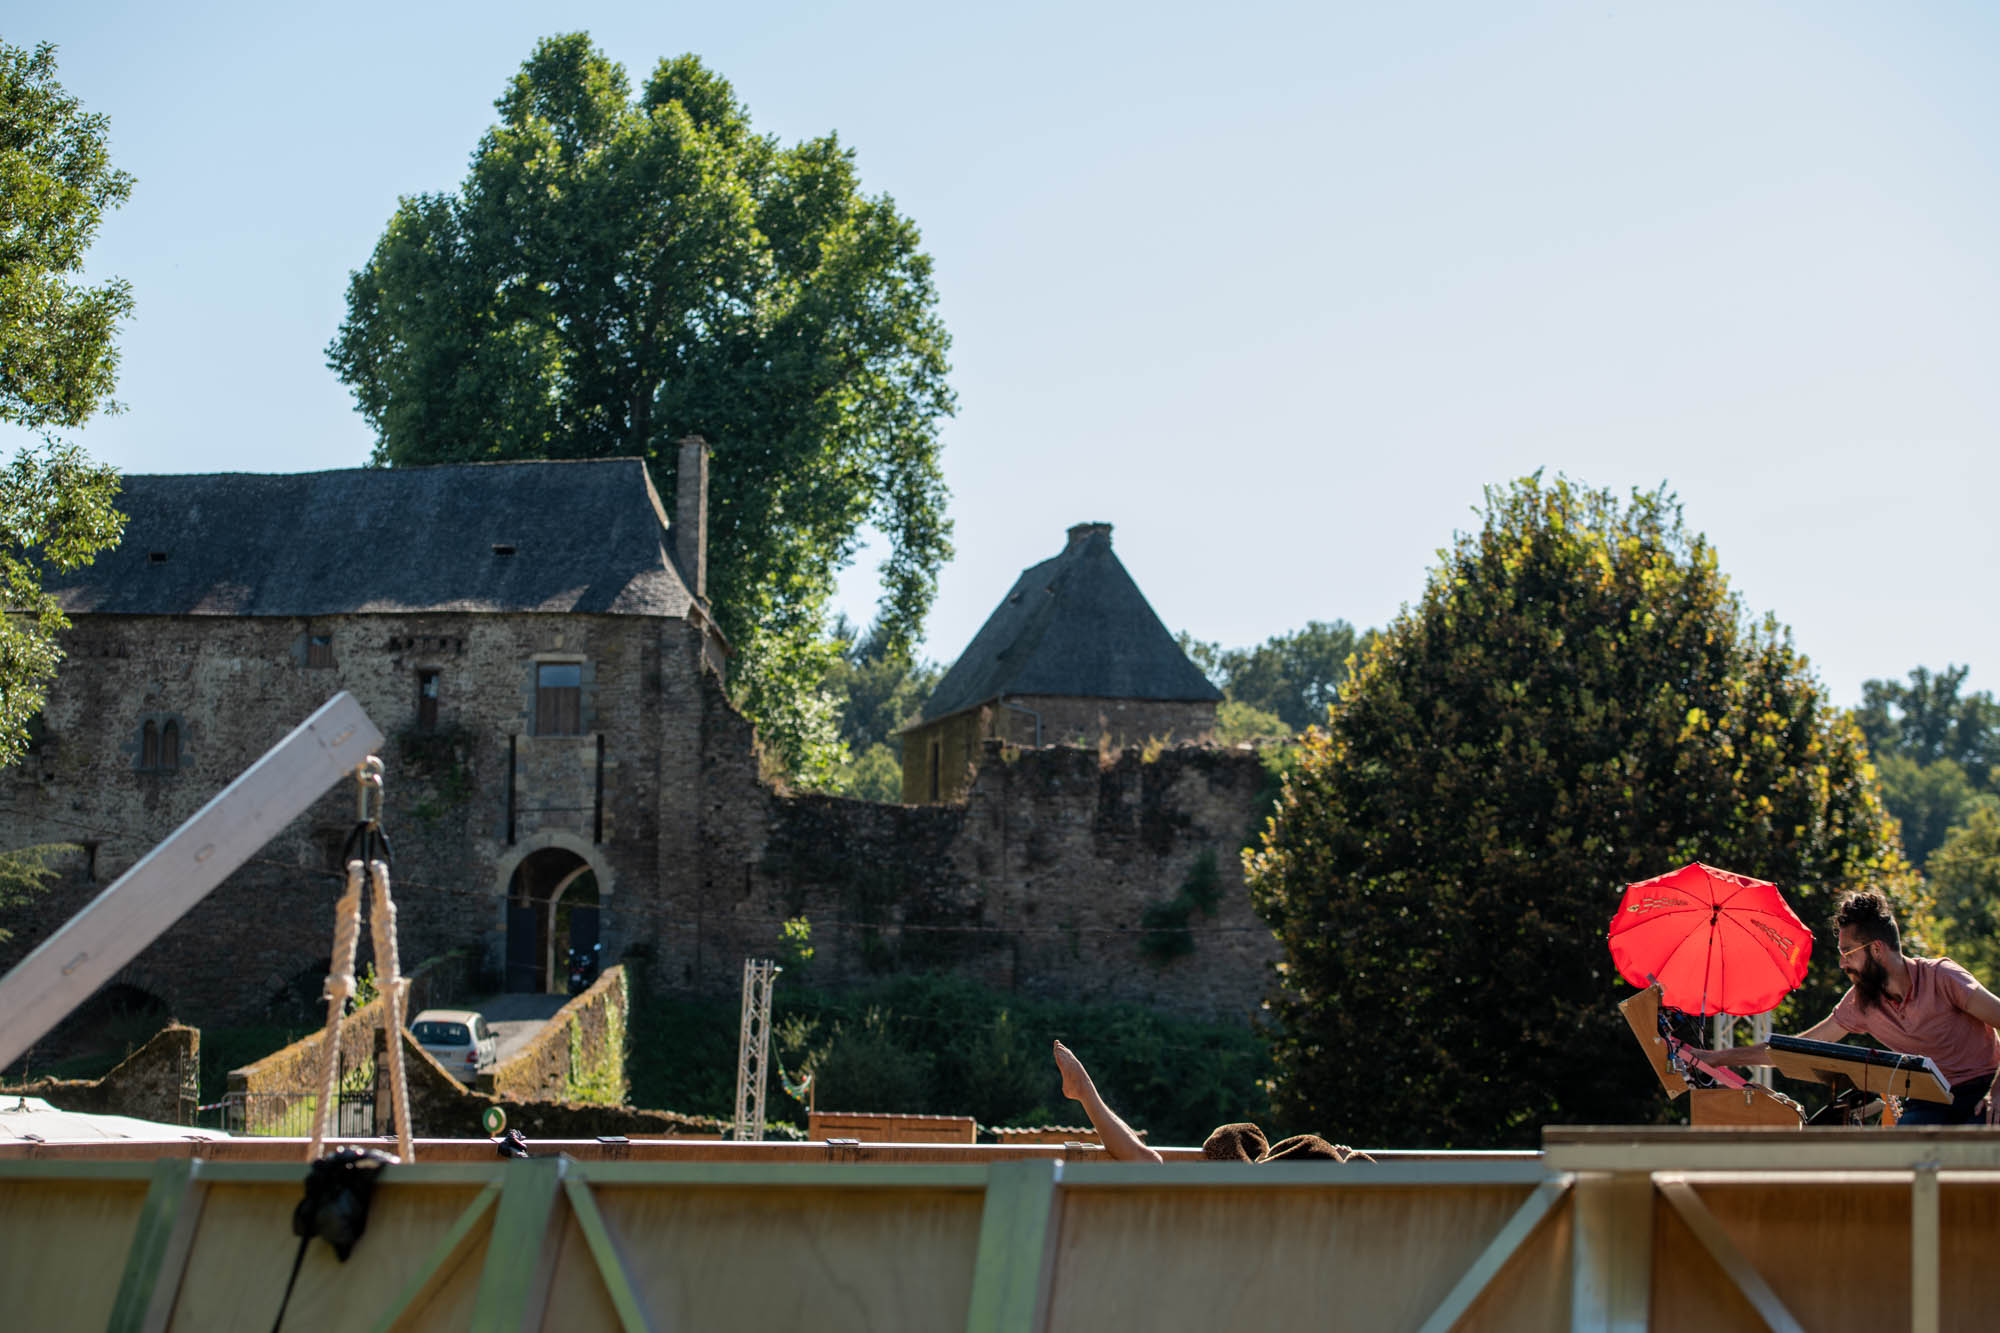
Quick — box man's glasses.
[1838,941,1874,963]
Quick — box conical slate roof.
[45,459,698,618]
[918,523,1220,723]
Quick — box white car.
[411,1008,498,1081]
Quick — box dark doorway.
[503,849,599,993]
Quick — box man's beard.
[1853,953,1890,1009]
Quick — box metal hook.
[353,756,385,825]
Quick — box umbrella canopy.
[1607,862,1812,1016]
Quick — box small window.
[536,663,582,735]
[160,720,180,771]
[417,669,440,732]
[141,720,160,769]
[306,634,335,669]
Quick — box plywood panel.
[0,1178,147,1330]
[1648,1192,1775,1332]
[166,1182,487,1332]
[1045,1185,1533,1333]
[1675,1179,1907,1329]
[577,1184,984,1332]
[1454,1192,1572,1332]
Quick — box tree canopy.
[0,40,134,431]
[328,34,955,781]
[1245,475,1923,1148]
[1855,665,2000,868]
[0,41,128,768]
[1180,620,1376,740]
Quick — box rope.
[367,858,416,1162]
[305,862,365,1160]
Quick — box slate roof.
[46,459,699,618]
[917,523,1221,723]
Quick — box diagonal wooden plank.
[964,1159,1061,1333]
[471,1157,569,1333]
[1656,1176,1804,1333]
[562,1175,654,1332]
[1415,1177,1569,1333]
[0,692,384,1070]
[107,1156,207,1333]
[370,1180,502,1333]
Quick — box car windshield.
[414,1021,470,1045]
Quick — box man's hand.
[1053,1040,1091,1103]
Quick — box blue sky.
[9,1,1996,705]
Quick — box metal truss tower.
[733,958,781,1141]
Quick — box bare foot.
[1053,1040,1090,1103]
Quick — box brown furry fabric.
[1202,1122,1357,1163]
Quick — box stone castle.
[2,451,1275,1031]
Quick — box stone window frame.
[416,667,441,733]
[132,712,188,774]
[529,653,593,737]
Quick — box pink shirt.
[1830,956,2000,1087]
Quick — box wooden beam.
[470,1157,568,1333]
[369,1181,501,1333]
[107,1157,206,1333]
[562,1174,653,1333]
[1415,1178,1569,1333]
[1911,1162,1939,1333]
[1656,1176,1804,1333]
[1571,1171,1653,1332]
[0,693,383,1070]
[965,1159,1061,1333]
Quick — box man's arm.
[1949,974,2000,1031]
[1689,1013,1851,1068]
[1053,1041,1162,1162]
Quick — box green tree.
[0,843,75,944]
[1245,475,1923,1148]
[0,42,130,767]
[819,615,942,799]
[3,441,125,762]
[328,35,955,782]
[1180,621,1375,736]
[1932,801,2000,983]
[1,40,134,431]
[1855,666,1999,868]
[1857,666,2000,788]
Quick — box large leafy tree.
[1180,620,1377,741]
[329,34,955,781]
[1,40,134,431]
[1246,475,1923,1148]
[1855,665,1999,868]
[0,39,128,766]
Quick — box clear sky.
[8,1,1996,706]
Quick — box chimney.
[1066,522,1112,549]
[676,436,709,601]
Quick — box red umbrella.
[1607,862,1812,1016]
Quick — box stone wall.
[678,737,1279,1023]
[6,604,1275,1039]
[393,1027,724,1140]
[0,1023,198,1124]
[1,609,717,1026]
[480,966,628,1104]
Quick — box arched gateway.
[496,837,611,994]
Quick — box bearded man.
[1696,889,2000,1125]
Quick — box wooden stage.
[3,1126,1995,1331]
